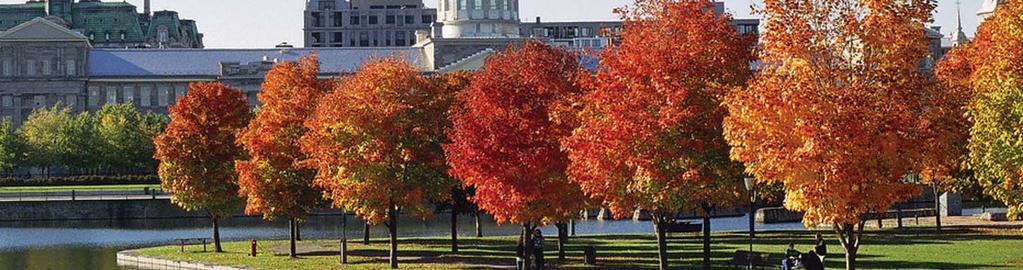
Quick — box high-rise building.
[0,0,203,48]
[304,0,437,47]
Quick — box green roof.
[0,2,45,31]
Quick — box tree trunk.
[289,218,297,258]
[474,211,483,237]
[521,223,534,270]
[296,221,302,241]
[652,214,669,270]
[570,219,576,236]
[451,206,459,253]
[556,222,568,260]
[388,205,399,269]
[212,216,223,253]
[896,205,903,229]
[934,185,942,231]
[701,204,712,270]
[340,210,348,264]
[835,222,865,270]
[363,222,371,245]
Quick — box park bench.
[177,238,210,252]
[663,220,702,239]
[727,250,773,269]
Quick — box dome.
[437,0,521,38]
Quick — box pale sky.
[0,0,984,48]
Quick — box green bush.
[0,175,159,187]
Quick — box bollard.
[250,239,258,257]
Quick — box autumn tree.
[236,54,325,257]
[154,82,251,252]
[965,2,1023,221]
[301,58,457,268]
[430,70,473,253]
[723,0,935,269]
[445,41,588,269]
[564,1,752,269]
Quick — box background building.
[304,0,436,47]
[0,0,203,48]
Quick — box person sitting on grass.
[782,242,801,270]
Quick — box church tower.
[437,0,520,38]
[977,0,1004,22]
[44,0,73,22]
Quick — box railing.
[0,189,171,202]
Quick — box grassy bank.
[131,228,1023,269]
[0,184,160,193]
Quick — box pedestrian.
[532,228,545,270]
[801,250,824,270]
[814,233,828,263]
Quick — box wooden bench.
[727,250,773,269]
[663,221,703,234]
[177,238,210,252]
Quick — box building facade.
[0,0,203,48]
[304,0,437,47]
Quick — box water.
[0,212,809,270]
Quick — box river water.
[0,211,817,270]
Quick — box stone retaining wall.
[117,250,254,270]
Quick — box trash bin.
[584,246,597,265]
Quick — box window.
[158,28,169,43]
[2,59,10,76]
[25,60,35,76]
[312,12,322,27]
[333,32,343,43]
[33,95,45,108]
[319,0,336,10]
[105,33,111,41]
[490,0,497,9]
[158,86,170,106]
[503,0,509,10]
[66,60,76,76]
[1,96,10,108]
[120,32,126,40]
[386,15,396,24]
[106,86,118,104]
[395,31,406,46]
[404,15,414,24]
[174,85,186,103]
[140,86,152,107]
[41,60,51,76]
[459,0,467,10]
[350,12,360,25]
[475,0,482,9]
[65,95,76,108]
[333,12,343,26]
[88,87,100,107]
[359,32,369,47]
[368,16,378,25]
[311,32,322,43]
[422,15,432,24]
[123,86,135,104]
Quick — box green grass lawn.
[0,184,161,193]
[130,228,1023,269]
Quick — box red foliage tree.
[154,82,251,253]
[301,58,457,268]
[235,54,326,257]
[444,41,588,268]
[563,1,754,269]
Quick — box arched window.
[104,32,110,41]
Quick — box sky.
[0,0,985,48]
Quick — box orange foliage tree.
[300,58,457,268]
[154,82,251,253]
[563,1,753,269]
[236,54,326,257]
[444,41,588,268]
[723,0,936,269]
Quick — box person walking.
[532,229,545,270]
[814,232,828,267]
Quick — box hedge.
[0,175,160,187]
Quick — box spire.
[953,0,969,45]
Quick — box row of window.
[311,12,433,28]
[86,85,186,108]
[310,30,417,47]
[0,59,77,77]
[447,0,512,11]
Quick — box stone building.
[0,0,203,48]
[977,0,1004,22]
[304,0,437,47]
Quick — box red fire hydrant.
[250,239,258,257]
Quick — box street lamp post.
[744,177,756,270]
